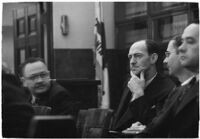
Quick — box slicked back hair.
[145,39,160,56]
[145,39,163,73]
[18,57,46,77]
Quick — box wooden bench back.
[77,108,113,138]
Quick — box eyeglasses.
[25,71,50,81]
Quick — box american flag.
[94,2,110,108]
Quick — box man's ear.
[150,53,158,64]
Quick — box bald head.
[182,23,199,40]
[178,23,199,73]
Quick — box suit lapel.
[117,87,131,110]
[175,82,199,116]
[116,74,161,117]
[114,74,166,129]
[112,87,131,128]
[144,74,162,100]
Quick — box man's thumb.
[140,71,145,80]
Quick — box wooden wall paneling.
[54,49,95,79]
[56,79,100,109]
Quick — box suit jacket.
[111,73,175,131]
[169,80,199,137]
[28,81,80,116]
[138,79,199,138]
[111,86,131,130]
[2,73,34,137]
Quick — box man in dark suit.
[170,23,199,137]
[111,40,175,132]
[2,64,34,137]
[164,35,194,84]
[137,23,199,138]
[19,57,80,116]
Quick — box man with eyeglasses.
[137,23,199,138]
[164,35,194,84]
[19,57,80,116]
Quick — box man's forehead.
[182,24,199,39]
[129,41,147,53]
[167,40,176,51]
[24,61,48,76]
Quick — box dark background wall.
[54,49,95,79]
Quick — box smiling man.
[19,57,80,116]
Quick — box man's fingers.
[131,73,138,79]
[140,70,145,80]
[128,82,134,90]
[127,81,132,89]
[130,71,134,77]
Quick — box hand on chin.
[131,69,142,77]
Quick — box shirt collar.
[31,95,37,105]
[181,75,195,86]
[145,72,157,88]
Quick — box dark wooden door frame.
[45,2,54,78]
[13,2,54,77]
[13,3,42,74]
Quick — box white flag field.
[94,2,110,109]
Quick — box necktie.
[33,97,40,106]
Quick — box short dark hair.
[145,39,160,56]
[18,57,46,77]
[145,39,163,73]
[171,35,182,53]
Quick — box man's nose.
[130,56,136,64]
[35,76,43,82]
[178,42,186,53]
[163,57,168,64]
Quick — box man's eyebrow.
[30,71,46,75]
[134,52,143,55]
[128,53,142,57]
[183,36,194,40]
